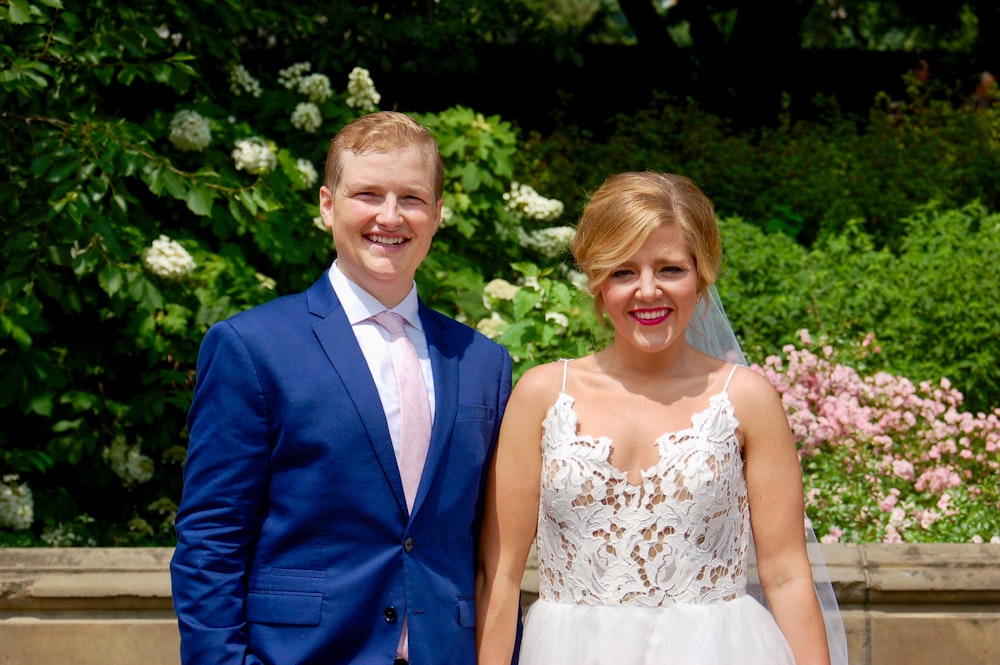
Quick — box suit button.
[403,537,415,552]
[383,606,398,622]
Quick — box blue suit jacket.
[170,274,513,665]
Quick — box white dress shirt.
[327,261,436,460]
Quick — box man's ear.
[319,186,335,229]
[431,197,445,234]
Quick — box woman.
[476,172,845,665]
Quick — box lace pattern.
[536,371,750,608]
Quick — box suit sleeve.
[170,321,271,665]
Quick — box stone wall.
[1,544,998,664]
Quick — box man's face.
[319,145,443,307]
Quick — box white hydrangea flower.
[254,272,277,290]
[168,110,211,152]
[299,72,332,103]
[565,268,589,292]
[545,311,569,330]
[294,158,318,189]
[232,136,277,174]
[102,436,155,487]
[504,182,565,221]
[484,278,521,301]
[440,206,453,223]
[41,525,74,546]
[0,474,33,530]
[278,61,312,90]
[155,23,183,47]
[290,102,323,133]
[476,312,508,340]
[40,516,97,547]
[313,216,328,231]
[518,226,575,258]
[346,67,381,112]
[142,234,196,279]
[228,64,262,97]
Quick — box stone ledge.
[1,544,999,665]
[0,548,173,611]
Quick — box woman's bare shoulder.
[513,359,574,398]
[727,364,790,436]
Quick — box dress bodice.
[535,362,750,607]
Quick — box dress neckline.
[552,360,741,487]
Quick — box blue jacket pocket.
[246,590,323,626]
[457,596,476,628]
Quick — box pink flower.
[821,527,842,543]
[916,509,940,529]
[892,459,915,482]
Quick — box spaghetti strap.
[722,363,739,392]
[560,359,570,392]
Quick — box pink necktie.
[373,311,432,513]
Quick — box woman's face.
[599,223,700,354]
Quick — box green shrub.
[518,88,1000,248]
[718,204,1000,413]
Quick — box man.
[170,111,513,664]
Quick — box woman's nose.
[635,272,660,299]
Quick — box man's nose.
[376,196,402,224]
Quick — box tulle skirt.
[519,595,796,665]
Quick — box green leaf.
[98,264,125,297]
[458,163,483,191]
[58,10,81,31]
[116,65,139,86]
[7,0,32,24]
[496,319,533,346]
[51,418,84,433]
[228,197,252,226]
[512,288,542,320]
[0,313,33,347]
[59,390,100,412]
[161,169,187,199]
[125,271,165,310]
[185,185,215,217]
[27,393,54,417]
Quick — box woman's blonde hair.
[571,171,721,316]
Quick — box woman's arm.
[736,367,832,665]
[476,364,554,665]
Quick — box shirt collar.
[328,261,423,331]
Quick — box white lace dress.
[520,362,797,665]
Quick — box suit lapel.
[410,302,459,517]
[307,277,408,515]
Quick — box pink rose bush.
[753,331,1000,544]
